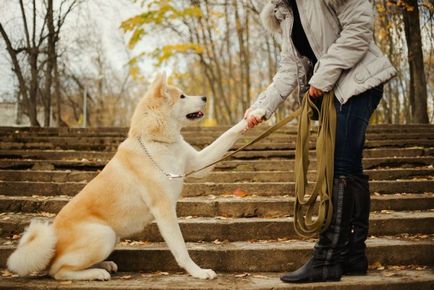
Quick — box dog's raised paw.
[191,268,217,280]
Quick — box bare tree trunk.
[402,0,429,123]
[43,0,55,127]
[0,23,32,123]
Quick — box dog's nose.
[201,96,207,102]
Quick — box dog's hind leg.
[50,223,117,281]
[149,198,216,280]
[93,261,118,273]
[54,267,111,281]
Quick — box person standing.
[245,0,396,283]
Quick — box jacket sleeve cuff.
[308,73,336,93]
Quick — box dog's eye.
[180,94,186,99]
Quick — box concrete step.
[1,124,433,136]
[0,179,432,197]
[0,147,432,161]
[1,139,433,151]
[0,156,432,172]
[1,168,433,183]
[182,131,434,140]
[2,132,434,144]
[1,236,432,272]
[0,194,433,216]
[215,157,434,171]
[0,269,433,290]
[1,211,432,242]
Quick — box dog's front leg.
[150,200,216,279]
[188,119,248,177]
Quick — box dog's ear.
[151,72,168,98]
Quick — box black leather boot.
[281,176,354,283]
[342,175,370,275]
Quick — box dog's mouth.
[186,111,204,120]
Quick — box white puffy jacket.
[250,0,397,119]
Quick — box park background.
[0,0,432,127]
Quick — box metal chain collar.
[137,137,184,179]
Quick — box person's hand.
[309,86,324,98]
[244,108,265,129]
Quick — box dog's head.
[128,72,207,142]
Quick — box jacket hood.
[260,1,282,35]
[260,0,347,34]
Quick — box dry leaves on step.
[212,239,229,245]
[233,188,248,198]
[59,280,73,285]
[252,274,269,279]
[120,240,149,246]
[1,270,14,277]
[370,261,385,270]
[150,271,169,276]
[38,212,55,217]
[120,275,132,280]
[32,195,49,201]
[234,273,250,278]
[215,216,227,220]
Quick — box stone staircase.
[0,124,433,289]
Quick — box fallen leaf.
[252,274,269,279]
[371,261,384,270]
[154,271,169,276]
[120,275,132,280]
[215,216,227,220]
[233,188,248,198]
[234,273,250,278]
[59,281,72,285]
[39,212,55,217]
[1,270,13,277]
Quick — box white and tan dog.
[7,73,262,281]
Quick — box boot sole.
[343,271,368,276]
[280,276,341,283]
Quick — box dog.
[7,73,265,281]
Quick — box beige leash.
[183,108,302,178]
[188,90,337,236]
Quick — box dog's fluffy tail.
[7,220,57,276]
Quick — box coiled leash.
[138,91,336,236]
[294,91,336,237]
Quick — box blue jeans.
[333,86,383,177]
